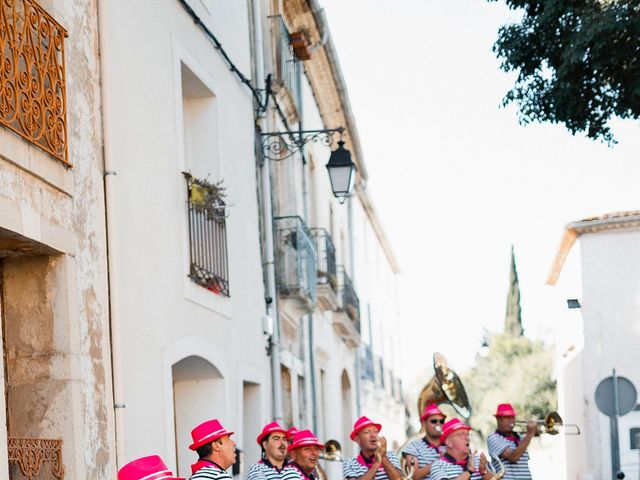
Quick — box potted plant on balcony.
[185,173,228,222]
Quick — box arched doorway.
[172,355,224,477]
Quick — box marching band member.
[248,421,289,480]
[188,419,237,479]
[401,403,446,480]
[282,429,325,480]
[118,455,184,480]
[429,418,492,480]
[343,416,402,480]
[486,403,535,480]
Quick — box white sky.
[320,0,640,386]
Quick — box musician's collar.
[442,452,467,467]
[262,457,286,471]
[422,436,441,449]
[495,429,521,443]
[289,461,316,480]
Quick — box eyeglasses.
[429,419,445,425]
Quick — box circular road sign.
[595,376,637,417]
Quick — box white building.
[548,211,640,480]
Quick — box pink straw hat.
[189,419,234,451]
[287,429,324,452]
[420,403,446,422]
[118,455,183,480]
[256,421,287,445]
[440,418,472,443]
[350,416,382,441]
[494,403,517,417]
[286,426,299,441]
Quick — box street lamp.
[326,140,356,204]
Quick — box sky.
[320,0,640,388]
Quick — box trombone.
[513,411,580,435]
[319,439,343,461]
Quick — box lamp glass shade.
[326,140,356,200]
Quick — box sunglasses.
[429,419,445,425]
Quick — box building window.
[184,173,229,296]
[0,0,68,164]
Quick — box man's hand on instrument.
[525,420,537,436]
[478,453,488,472]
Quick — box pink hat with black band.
[420,403,446,422]
[287,429,324,452]
[350,416,382,441]
[189,419,234,450]
[440,418,472,443]
[494,403,517,417]
[118,455,184,480]
[256,421,287,445]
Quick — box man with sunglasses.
[401,404,446,480]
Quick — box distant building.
[548,210,640,480]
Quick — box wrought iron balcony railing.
[0,0,68,164]
[361,343,374,382]
[274,216,317,306]
[184,173,230,296]
[311,228,337,292]
[337,266,360,329]
[272,15,301,114]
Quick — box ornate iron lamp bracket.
[260,127,345,161]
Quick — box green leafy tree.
[489,0,640,144]
[461,333,556,440]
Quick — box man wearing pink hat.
[281,429,324,480]
[401,403,446,480]
[343,416,402,480]
[429,418,491,480]
[248,421,289,480]
[118,455,183,480]
[188,419,237,479]
[486,404,534,480]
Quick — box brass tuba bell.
[417,352,472,419]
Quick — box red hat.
[420,403,446,422]
[189,419,234,450]
[440,418,472,443]
[287,429,324,452]
[257,421,287,445]
[118,455,184,480]
[286,426,299,441]
[494,403,517,417]
[350,416,382,441]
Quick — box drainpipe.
[97,0,126,468]
[251,0,283,424]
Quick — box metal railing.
[361,344,375,382]
[311,228,337,292]
[184,174,230,296]
[272,15,301,113]
[337,266,360,329]
[0,0,68,164]
[274,216,317,305]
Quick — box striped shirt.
[429,454,483,480]
[281,462,319,480]
[343,451,401,480]
[401,438,443,477]
[190,464,233,480]
[486,432,531,480]
[248,459,287,480]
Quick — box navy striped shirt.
[486,432,531,480]
[248,460,287,480]
[401,438,443,477]
[281,462,318,480]
[429,454,483,480]
[343,451,401,480]
[190,465,232,480]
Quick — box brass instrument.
[319,439,343,461]
[513,411,581,436]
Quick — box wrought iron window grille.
[184,172,230,296]
[260,127,344,162]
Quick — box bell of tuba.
[417,352,472,420]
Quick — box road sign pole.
[612,369,621,479]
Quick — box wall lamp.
[260,127,357,203]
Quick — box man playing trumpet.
[429,419,492,480]
[486,404,534,480]
[401,403,446,480]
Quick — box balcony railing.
[184,173,230,296]
[337,266,360,329]
[8,436,65,479]
[0,0,68,164]
[272,15,301,114]
[361,344,374,382]
[274,216,317,305]
[311,228,337,292]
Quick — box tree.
[489,0,640,145]
[461,333,556,440]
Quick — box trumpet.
[513,411,580,435]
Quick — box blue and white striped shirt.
[247,460,287,480]
[486,432,531,480]
[190,465,233,480]
[281,462,318,480]
[343,451,401,480]
[401,438,443,478]
[429,454,483,480]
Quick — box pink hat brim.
[189,430,235,450]
[257,428,287,445]
[350,422,382,441]
[287,439,325,452]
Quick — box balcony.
[0,0,68,164]
[331,266,360,347]
[271,15,302,121]
[311,228,338,311]
[275,216,317,319]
